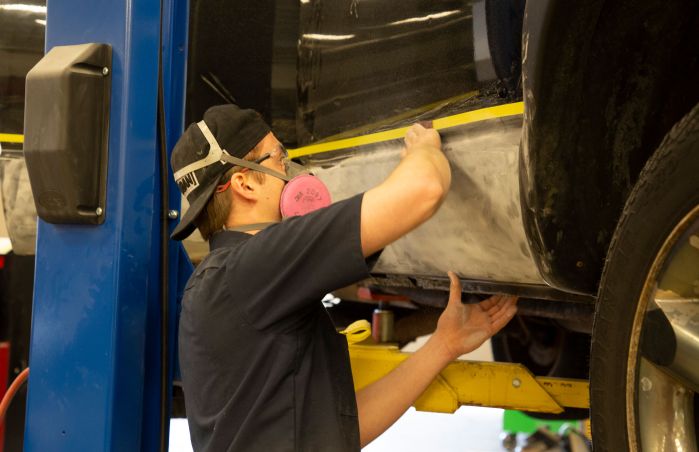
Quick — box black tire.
[492,319,590,378]
[590,103,699,451]
[492,317,590,420]
[485,0,525,95]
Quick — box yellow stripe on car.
[288,102,524,159]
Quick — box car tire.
[590,103,699,451]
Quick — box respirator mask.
[196,121,331,231]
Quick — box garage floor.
[169,405,504,452]
[169,338,507,452]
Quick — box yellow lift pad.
[349,343,589,415]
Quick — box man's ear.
[229,172,256,201]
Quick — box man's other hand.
[356,270,516,447]
[433,271,518,361]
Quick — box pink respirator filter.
[279,174,332,218]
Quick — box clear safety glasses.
[216,144,308,193]
[253,145,307,179]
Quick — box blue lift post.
[23,0,191,451]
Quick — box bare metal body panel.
[308,115,544,284]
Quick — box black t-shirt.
[179,194,373,452]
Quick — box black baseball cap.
[170,104,271,241]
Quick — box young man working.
[171,104,518,451]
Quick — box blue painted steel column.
[140,0,193,450]
[24,0,169,450]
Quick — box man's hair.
[194,143,267,240]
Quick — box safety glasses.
[254,144,290,172]
[253,145,307,179]
[216,145,307,193]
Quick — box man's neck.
[226,210,280,235]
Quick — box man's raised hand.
[402,123,441,158]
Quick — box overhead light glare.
[35,18,46,25]
[0,4,47,13]
[389,10,461,26]
[302,33,355,41]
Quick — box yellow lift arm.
[348,343,589,415]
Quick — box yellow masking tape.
[288,102,524,159]
[0,133,24,144]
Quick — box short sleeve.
[226,193,373,331]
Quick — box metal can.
[372,306,394,343]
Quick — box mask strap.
[173,121,226,181]
[219,154,291,182]
[199,121,290,181]
[285,160,311,178]
[173,121,292,183]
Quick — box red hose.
[0,367,29,422]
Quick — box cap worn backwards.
[169,104,271,241]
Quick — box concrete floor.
[169,405,504,452]
[169,338,507,452]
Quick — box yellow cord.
[340,319,372,345]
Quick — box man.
[171,104,518,451]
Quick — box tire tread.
[590,103,699,451]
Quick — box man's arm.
[355,272,518,447]
[360,124,451,256]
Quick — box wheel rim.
[626,204,699,451]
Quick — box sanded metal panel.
[23,1,161,451]
[309,114,544,284]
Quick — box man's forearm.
[355,333,454,447]
[359,144,451,256]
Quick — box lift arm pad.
[24,43,111,224]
